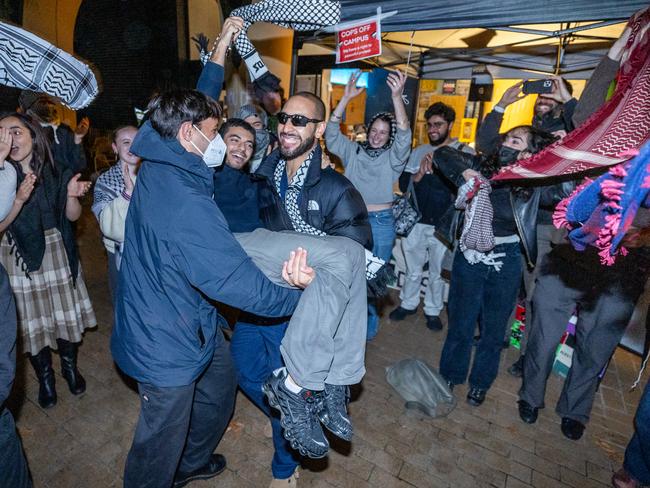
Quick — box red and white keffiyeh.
[494,7,650,182]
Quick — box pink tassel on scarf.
[552,178,593,229]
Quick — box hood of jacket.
[130,121,214,183]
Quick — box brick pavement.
[8,210,645,488]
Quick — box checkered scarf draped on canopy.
[493,6,650,182]
[0,22,98,109]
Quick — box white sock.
[284,372,303,393]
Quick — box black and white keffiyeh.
[273,151,392,294]
[195,1,340,93]
[231,0,340,84]
[92,163,125,219]
[0,22,98,109]
[455,177,509,271]
[360,112,397,158]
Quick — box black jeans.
[123,331,236,488]
[0,408,32,487]
[440,243,522,390]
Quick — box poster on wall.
[335,8,382,63]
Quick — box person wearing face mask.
[389,102,475,331]
[234,104,277,173]
[91,126,139,302]
[18,91,90,174]
[476,75,576,155]
[325,70,412,340]
[111,88,316,487]
[432,126,571,407]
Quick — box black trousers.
[123,332,237,488]
[520,268,644,424]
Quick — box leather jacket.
[432,146,575,268]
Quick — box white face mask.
[191,124,226,168]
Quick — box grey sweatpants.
[235,229,367,391]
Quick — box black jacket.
[44,124,87,174]
[433,147,574,268]
[255,146,373,250]
[7,163,79,281]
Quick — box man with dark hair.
[389,102,474,331]
[256,92,370,247]
[477,75,577,155]
[219,118,256,170]
[112,88,308,488]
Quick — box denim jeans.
[0,408,31,488]
[367,209,395,340]
[624,379,650,484]
[440,243,522,390]
[230,322,300,479]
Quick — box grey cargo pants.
[235,229,367,390]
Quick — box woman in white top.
[325,70,412,340]
[91,126,139,302]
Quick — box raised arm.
[0,128,35,232]
[325,71,365,164]
[476,82,524,154]
[572,27,630,127]
[196,16,244,100]
[387,71,412,170]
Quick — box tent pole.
[409,56,424,134]
[289,34,301,96]
[494,19,622,38]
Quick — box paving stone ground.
[9,209,645,488]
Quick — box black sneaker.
[317,384,353,441]
[425,315,443,331]
[263,368,329,458]
[173,453,226,488]
[466,387,487,407]
[389,306,417,321]
[517,400,538,424]
[507,355,524,378]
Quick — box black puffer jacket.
[255,146,373,250]
[433,146,574,268]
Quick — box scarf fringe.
[552,177,593,229]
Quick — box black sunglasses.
[277,112,323,127]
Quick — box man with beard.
[255,92,371,250]
[389,102,474,331]
[476,74,576,155]
[18,91,89,173]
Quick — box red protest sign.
[336,16,381,64]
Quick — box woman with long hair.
[435,125,567,407]
[0,112,96,409]
[325,70,412,340]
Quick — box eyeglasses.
[277,112,323,127]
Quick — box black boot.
[56,339,86,395]
[29,347,57,409]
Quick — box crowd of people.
[0,13,648,488]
